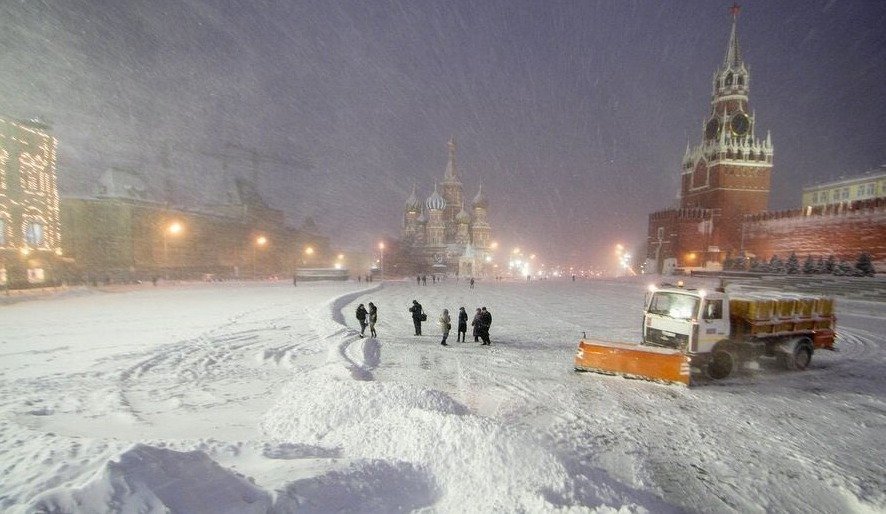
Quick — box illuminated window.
[0,148,8,190]
[25,222,44,246]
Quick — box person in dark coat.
[471,308,482,342]
[479,306,493,345]
[368,302,378,338]
[409,300,424,335]
[356,303,368,337]
[457,307,468,342]
[469,277,475,289]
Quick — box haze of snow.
[0,277,883,513]
[3,1,885,262]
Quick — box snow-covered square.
[1,278,883,512]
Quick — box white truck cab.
[643,287,730,355]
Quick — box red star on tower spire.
[729,3,741,18]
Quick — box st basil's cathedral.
[401,137,493,277]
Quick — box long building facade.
[401,138,492,277]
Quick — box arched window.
[725,72,733,86]
[737,75,744,86]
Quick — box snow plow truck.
[574,284,836,386]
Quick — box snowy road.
[0,279,883,512]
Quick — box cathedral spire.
[444,136,459,182]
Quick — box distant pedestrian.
[572,274,576,282]
[479,306,493,345]
[422,275,427,286]
[356,303,368,337]
[471,308,482,342]
[152,276,158,286]
[293,274,297,286]
[432,275,436,284]
[469,277,475,289]
[368,302,378,338]
[358,275,362,283]
[409,300,425,336]
[457,307,468,342]
[439,309,451,346]
[416,275,421,285]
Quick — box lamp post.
[162,221,183,280]
[378,242,385,281]
[253,235,267,280]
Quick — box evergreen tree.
[833,260,853,276]
[855,253,876,277]
[824,255,836,274]
[802,255,816,274]
[769,255,785,274]
[815,256,826,274]
[786,252,800,274]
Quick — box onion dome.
[472,184,488,209]
[455,202,471,224]
[404,185,421,213]
[426,184,447,212]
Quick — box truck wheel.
[706,349,735,380]
[781,339,813,371]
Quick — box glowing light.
[256,236,268,246]
[167,221,183,235]
[378,242,385,250]
[648,283,658,292]
[337,254,344,260]
[304,246,314,255]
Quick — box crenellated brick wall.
[743,198,886,268]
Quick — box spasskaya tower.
[647,5,773,272]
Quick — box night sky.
[2,0,884,268]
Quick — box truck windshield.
[648,292,700,320]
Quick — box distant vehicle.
[575,284,836,386]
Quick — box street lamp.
[378,242,385,281]
[253,235,267,280]
[162,221,184,280]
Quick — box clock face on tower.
[730,112,750,136]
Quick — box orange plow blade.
[574,339,691,386]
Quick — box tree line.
[723,252,877,277]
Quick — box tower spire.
[725,3,742,67]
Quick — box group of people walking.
[408,300,492,346]
[357,299,493,346]
[355,302,378,338]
